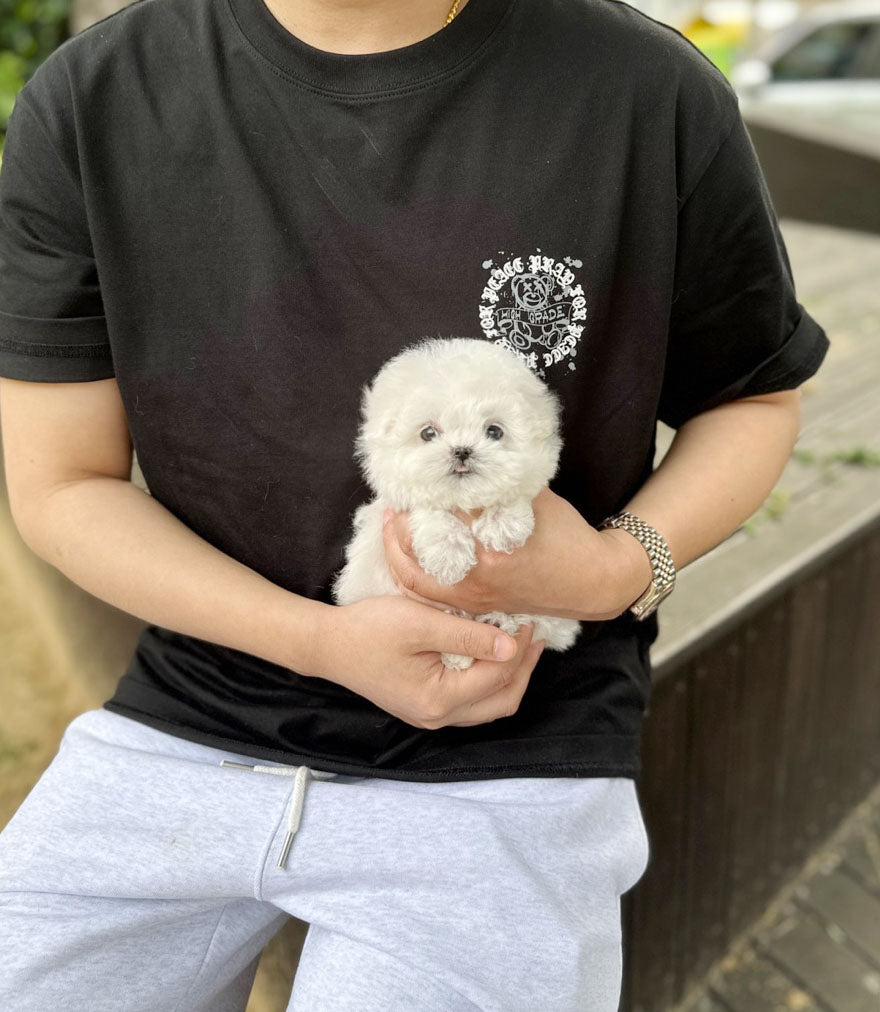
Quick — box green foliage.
[825,446,880,467]
[744,444,880,535]
[743,487,791,535]
[0,0,70,151]
[793,444,880,484]
[793,445,880,468]
[0,730,37,764]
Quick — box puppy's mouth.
[450,463,476,476]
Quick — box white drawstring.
[220,760,336,869]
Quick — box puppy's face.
[356,339,562,510]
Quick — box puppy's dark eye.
[486,424,504,440]
[420,425,437,442]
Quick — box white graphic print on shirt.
[479,251,587,376]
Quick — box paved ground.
[674,778,880,1012]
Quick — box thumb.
[427,609,520,661]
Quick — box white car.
[731,0,880,108]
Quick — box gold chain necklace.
[445,0,462,26]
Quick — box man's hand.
[381,487,653,623]
[312,596,545,728]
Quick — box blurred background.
[1,1,879,1010]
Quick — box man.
[0,0,827,1008]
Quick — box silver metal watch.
[597,511,676,620]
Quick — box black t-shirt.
[0,0,828,781]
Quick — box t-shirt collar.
[224,0,517,97]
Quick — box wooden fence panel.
[779,573,830,875]
[622,676,689,1012]
[623,522,880,1010]
[730,601,790,935]
[853,532,880,790]
[822,547,870,825]
[679,634,741,997]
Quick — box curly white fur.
[332,337,581,669]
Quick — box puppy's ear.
[359,380,375,416]
[524,384,563,444]
[360,371,402,438]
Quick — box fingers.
[442,621,533,710]
[446,633,546,727]
[381,513,412,589]
[428,609,519,663]
[410,621,534,730]
[382,509,413,556]
[382,512,455,607]
[468,622,536,700]
[366,600,545,730]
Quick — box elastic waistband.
[220,760,337,869]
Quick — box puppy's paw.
[413,524,477,586]
[519,614,581,651]
[475,611,521,637]
[441,651,475,671]
[472,502,534,554]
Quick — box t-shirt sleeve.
[0,82,114,382]
[657,107,829,430]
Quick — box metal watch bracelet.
[597,511,676,620]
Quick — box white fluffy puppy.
[332,337,581,670]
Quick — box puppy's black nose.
[453,446,472,462]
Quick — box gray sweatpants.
[0,708,650,1011]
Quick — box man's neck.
[261,0,471,55]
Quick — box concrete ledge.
[744,108,880,237]
[650,218,880,677]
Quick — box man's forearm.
[14,476,334,674]
[597,389,803,611]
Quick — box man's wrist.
[597,526,655,617]
[271,593,338,677]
